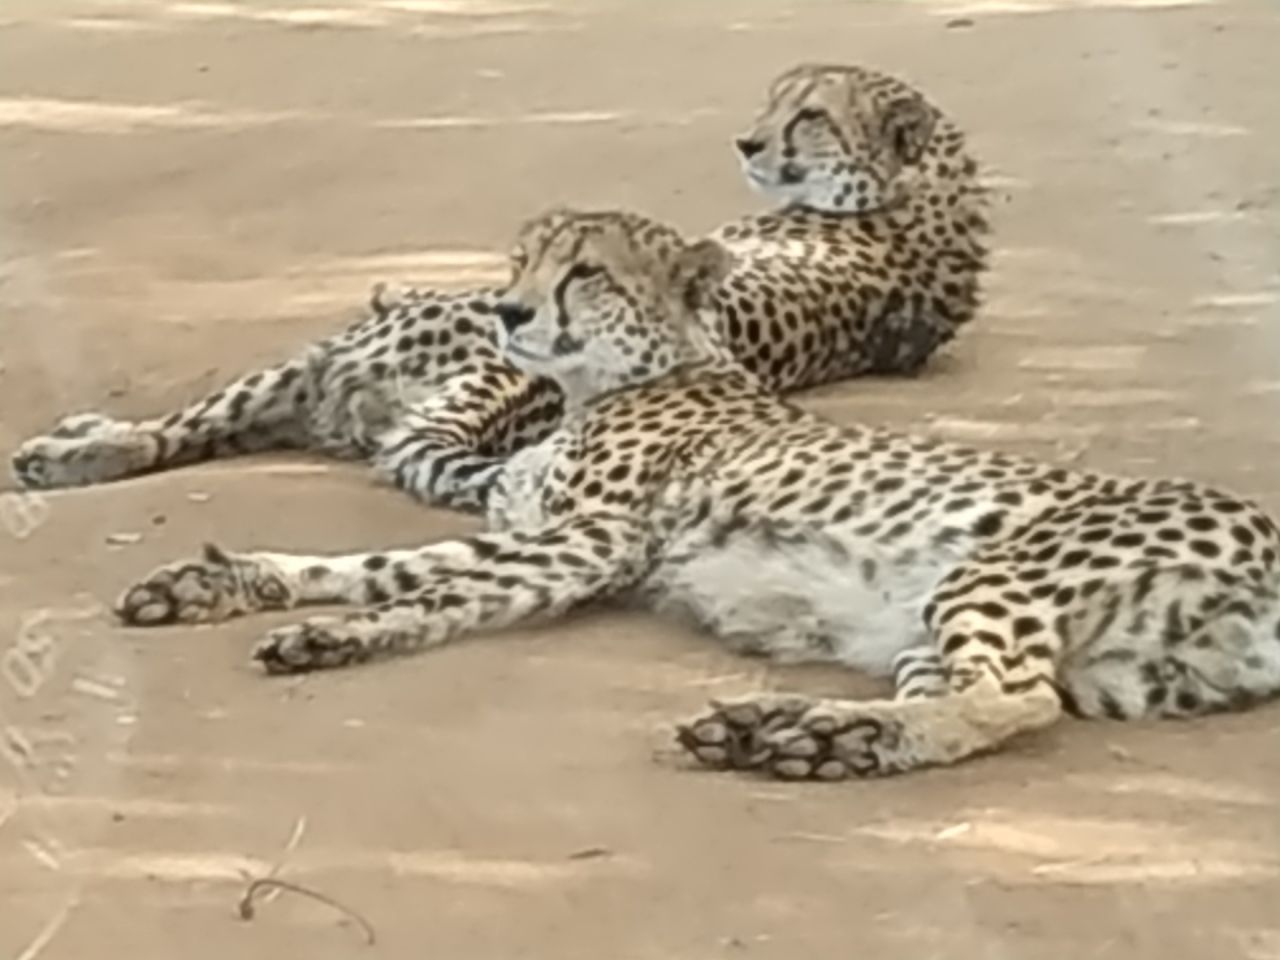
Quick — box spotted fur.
[12,64,987,511]
[116,208,1280,781]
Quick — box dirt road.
[3,1,1280,957]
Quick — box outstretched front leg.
[12,358,310,489]
[116,513,653,673]
[678,587,1064,779]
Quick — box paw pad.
[252,622,367,675]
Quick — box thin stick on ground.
[255,814,308,907]
[237,877,377,946]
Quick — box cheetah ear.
[202,542,233,566]
[881,94,935,165]
[674,239,732,309]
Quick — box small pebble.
[106,532,143,546]
[567,847,612,861]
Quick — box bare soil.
[2,1,1279,957]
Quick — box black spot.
[1012,616,1044,639]
[973,630,1007,650]
[363,555,389,571]
[1189,540,1222,559]
[1031,543,1062,563]
[772,492,801,511]
[1231,525,1256,547]
[393,567,422,593]
[938,631,967,655]
[1098,692,1128,720]
[972,512,1004,537]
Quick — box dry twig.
[237,877,376,946]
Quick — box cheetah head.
[736,63,939,214]
[494,209,733,404]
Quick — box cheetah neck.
[880,118,988,258]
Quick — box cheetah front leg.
[12,358,310,489]
[678,598,1064,780]
[116,513,653,673]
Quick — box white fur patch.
[648,525,965,677]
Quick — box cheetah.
[114,207,1280,781]
[11,63,988,513]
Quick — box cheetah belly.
[645,524,962,677]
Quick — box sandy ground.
[2,0,1280,957]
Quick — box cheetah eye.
[783,107,839,155]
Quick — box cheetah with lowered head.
[116,208,1280,780]
[12,63,988,512]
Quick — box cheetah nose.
[495,302,534,333]
[735,137,766,159]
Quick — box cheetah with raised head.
[11,64,988,512]
[115,207,1280,780]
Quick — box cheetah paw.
[12,413,156,489]
[675,694,813,771]
[678,695,897,781]
[115,543,291,626]
[252,619,369,674]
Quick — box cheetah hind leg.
[678,596,1066,780]
[12,412,164,490]
[678,678,1061,781]
[371,369,564,512]
[12,359,310,490]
